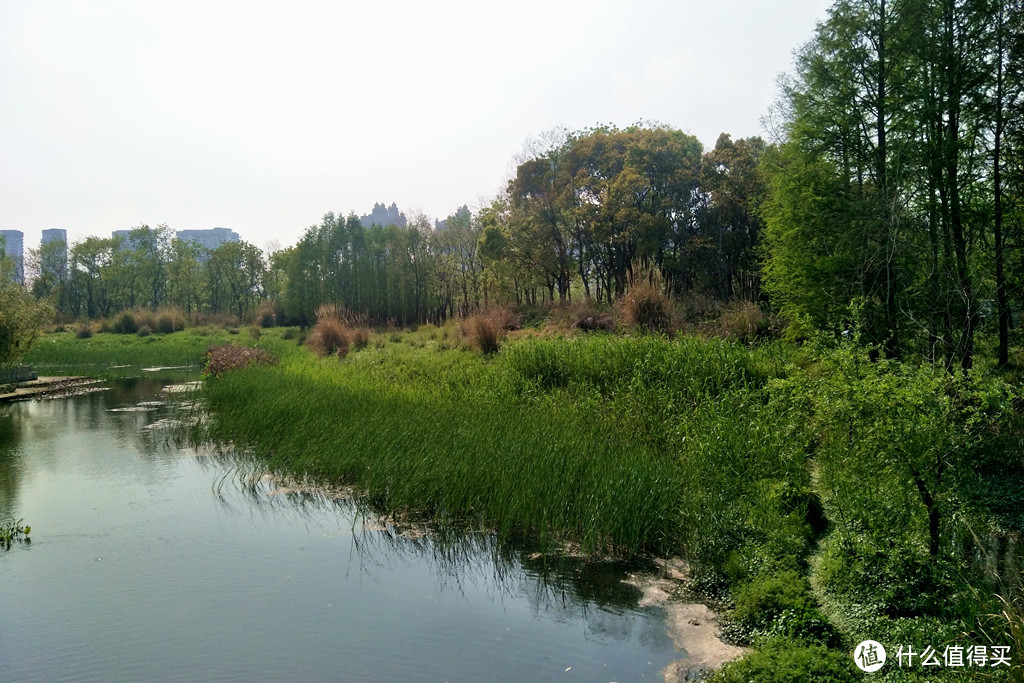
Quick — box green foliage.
[711,637,856,683]
[0,280,53,366]
[199,334,795,556]
[734,570,813,630]
[781,342,1020,565]
[23,327,299,373]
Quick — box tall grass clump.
[465,315,502,354]
[619,263,673,335]
[307,318,350,358]
[460,307,520,354]
[712,301,779,344]
[113,311,139,334]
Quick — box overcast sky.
[1,1,831,253]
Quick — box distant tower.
[0,229,25,284]
[41,228,68,272]
[175,227,240,251]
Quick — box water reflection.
[0,409,23,513]
[203,457,675,652]
[1,375,681,682]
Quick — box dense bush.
[715,301,779,343]
[734,570,813,630]
[711,637,855,683]
[350,328,371,350]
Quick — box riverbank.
[24,327,1024,680]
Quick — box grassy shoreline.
[24,327,1024,680]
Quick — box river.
[0,375,689,681]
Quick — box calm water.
[0,377,684,682]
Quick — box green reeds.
[199,334,793,557]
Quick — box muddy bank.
[624,558,748,681]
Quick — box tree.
[0,279,52,367]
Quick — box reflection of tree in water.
[0,409,24,514]
[100,377,205,460]
[200,451,675,649]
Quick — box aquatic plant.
[0,517,30,550]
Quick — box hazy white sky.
[1,1,831,252]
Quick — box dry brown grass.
[205,344,277,376]
[461,314,504,354]
[350,327,371,350]
[705,301,779,344]
[307,318,350,358]
[619,283,673,335]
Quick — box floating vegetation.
[1,517,31,550]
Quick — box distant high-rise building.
[41,228,68,269]
[176,227,240,251]
[111,229,135,251]
[0,229,25,284]
[360,203,407,228]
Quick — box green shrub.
[711,637,856,683]
[814,535,959,618]
[734,570,813,630]
[76,325,93,339]
[137,325,152,337]
[764,607,841,647]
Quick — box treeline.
[763,0,1024,369]
[277,126,767,326]
[29,225,276,322]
